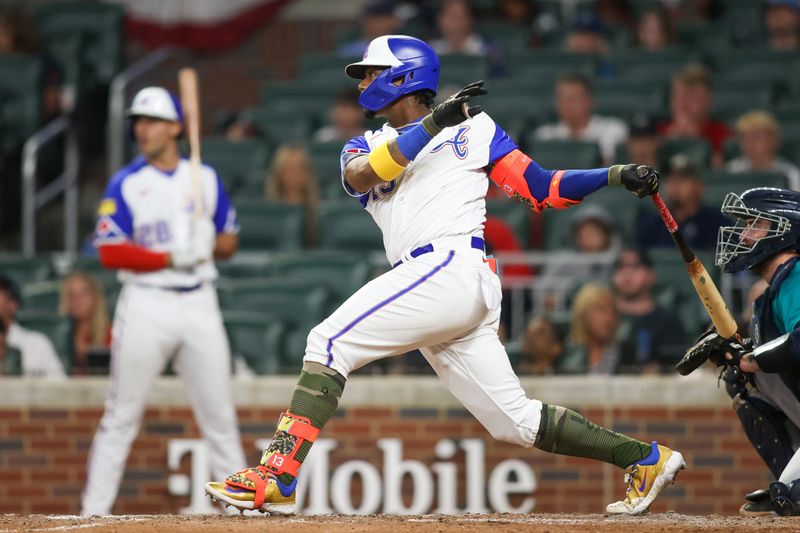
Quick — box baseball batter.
[205,35,685,515]
[81,87,246,515]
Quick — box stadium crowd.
[1,0,799,378]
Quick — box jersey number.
[372,180,396,201]
[135,221,172,248]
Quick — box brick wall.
[0,403,770,515]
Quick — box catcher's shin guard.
[726,367,794,478]
[260,411,320,477]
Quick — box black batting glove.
[675,326,752,376]
[608,164,660,198]
[422,80,486,136]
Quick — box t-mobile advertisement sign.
[167,438,537,515]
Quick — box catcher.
[677,187,800,516]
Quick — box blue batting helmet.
[716,187,800,273]
[345,35,440,112]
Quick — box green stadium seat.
[702,171,788,208]
[438,54,491,87]
[612,48,697,84]
[475,21,530,53]
[219,278,329,322]
[2,346,22,376]
[509,51,595,84]
[223,310,286,375]
[526,139,602,169]
[298,53,360,82]
[647,249,718,338]
[317,201,383,252]
[592,79,668,120]
[35,2,123,90]
[14,310,72,374]
[271,251,371,306]
[20,281,61,312]
[202,138,270,197]
[245,107,314,144]
[68,257,120,289]
[0,255,52,286]
[219,278,330,331]
[485,198,532,247]
[216,260,271,281]
[309,141,345,194]
[658,137,712,171]
[482,92,553,128]
[712,85,774,122]
[0,54,41,149]
[233,200,304,251]
[261,79,338,104]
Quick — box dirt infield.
[2,513,799,532]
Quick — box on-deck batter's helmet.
[126,87,184,123]
[716,187,800,273]
[345,35,440,112]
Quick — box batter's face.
[133,116,181,161]
[358,67,407,118]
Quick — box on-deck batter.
[205,35,685,516]
[81,87,246,515]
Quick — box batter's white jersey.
[341,112,517,265]
[94,156,239,287]
[301,112,543,451]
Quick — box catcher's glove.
[676,326,752,376]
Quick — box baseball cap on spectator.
[767,0,800,9]
[614,247,654,270]
[572,12,605,34]
[570,204,613,231]
[0,273,21,304]
[364,0,396,16]
[667,154,702,180]
[629,112,659,137]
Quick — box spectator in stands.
[534,73,628,165]
[565,12,610,55]
[313,87,366,144]
[559,283,635,374]
[0,7,62,120]
[660,64,732,167]
[0,320,22,376]
[264,144,321,247]
[635,7,676,51]
[214,110,262,143]
[637,156,730,250]
[0,273,64,377]
[337,0,402,57]
[518,316,565,375]
[496,0,559,47]
[613,248,686,372]
[726,110,800,189]
[58,272,111,377]
[430,0,504,74]
[625,112,661,168]
[765,0,800,51]
[537,205,620,312]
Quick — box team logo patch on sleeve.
[98,199,117,216]
[94,215,127,244]
[344,148,368,154]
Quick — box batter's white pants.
[81,284,246,515]
[304,242,543,448]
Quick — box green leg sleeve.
[534,404,651,469]
[265,362,345,484]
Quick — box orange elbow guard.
[489,150,581,212]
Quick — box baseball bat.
[650,193,739,339]
[178,67,203,218]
